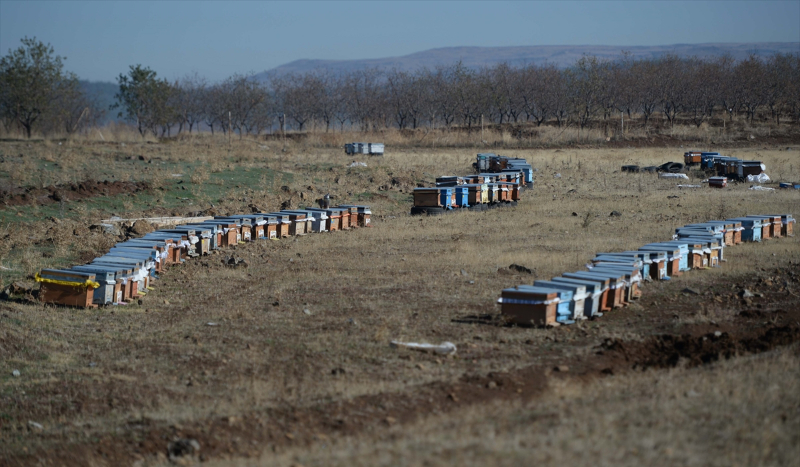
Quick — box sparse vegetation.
[0,137,798,466]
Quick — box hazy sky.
[1,0,798,82]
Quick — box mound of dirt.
[0,180,150,208]
[601,325,800,370]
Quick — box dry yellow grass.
[0,139,798,465]
[230,345,800,467]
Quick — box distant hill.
[255,42,800,78]
[80,80,121,124]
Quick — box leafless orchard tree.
[95,51,800,140]
[174,73,206,134]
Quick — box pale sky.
[1,0,798,82]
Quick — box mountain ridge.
[255,42,800,78]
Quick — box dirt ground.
[0,138,799,466]
[0,180,150,208]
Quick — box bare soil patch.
[0,180,150,208]
[601,325,800,371]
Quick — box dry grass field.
[0,133,799,466]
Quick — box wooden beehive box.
[336,208,351,230]
[565,271,626,308]
[767,214,794,237]
[684,151,702,165]
[550,276,607,317]
[500,286,558,327]
[708,176,727,188]
[251,219,265,239]
[725,221,743,244]
[69,266,116,305]
[768,215,782,238]
[279,211,307,236]
[37,269,98,308]
[337,205,372,227]
[265,213,292,237]
[463,184,483,205]
[262,217,278,238]
[413,188,441,208]
[591,266,641,302]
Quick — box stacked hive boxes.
[35,205,372,308]
[345,143,384,156]
[690,152,767,181]
[411,154,533,215]
[499,214,795,327]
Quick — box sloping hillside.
[256,42,799,78]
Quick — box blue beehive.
[597,251,664,281]
[454,186,469,207]
[675,229,726,261]
[592,254,649,282]
[438,187,454,209]
[644,241,690,272]
[550,276,605,317]
[520,167,533,185]
[701,152,720,169]
[626,250,669,280]
[727,217,762,242]
[638,246,681,277]
[545,286,574,324]
[91,258,149,293]
[534,280,586,321]
[680,236,722,267]
[590,264,642,303]
[96,255,156,281]
[115,240,171,264]
[563,271,627,308]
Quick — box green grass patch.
[0,166,294,225]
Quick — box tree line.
[0,37,105,137]
[2,37,799,138]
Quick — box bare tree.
[174,73,207,133]
[683,57,719,127]
[430,65,459,128]
[764,53,795,125]
[656,54,687,127]
[567,55,605,129]
[737,54,767,123]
